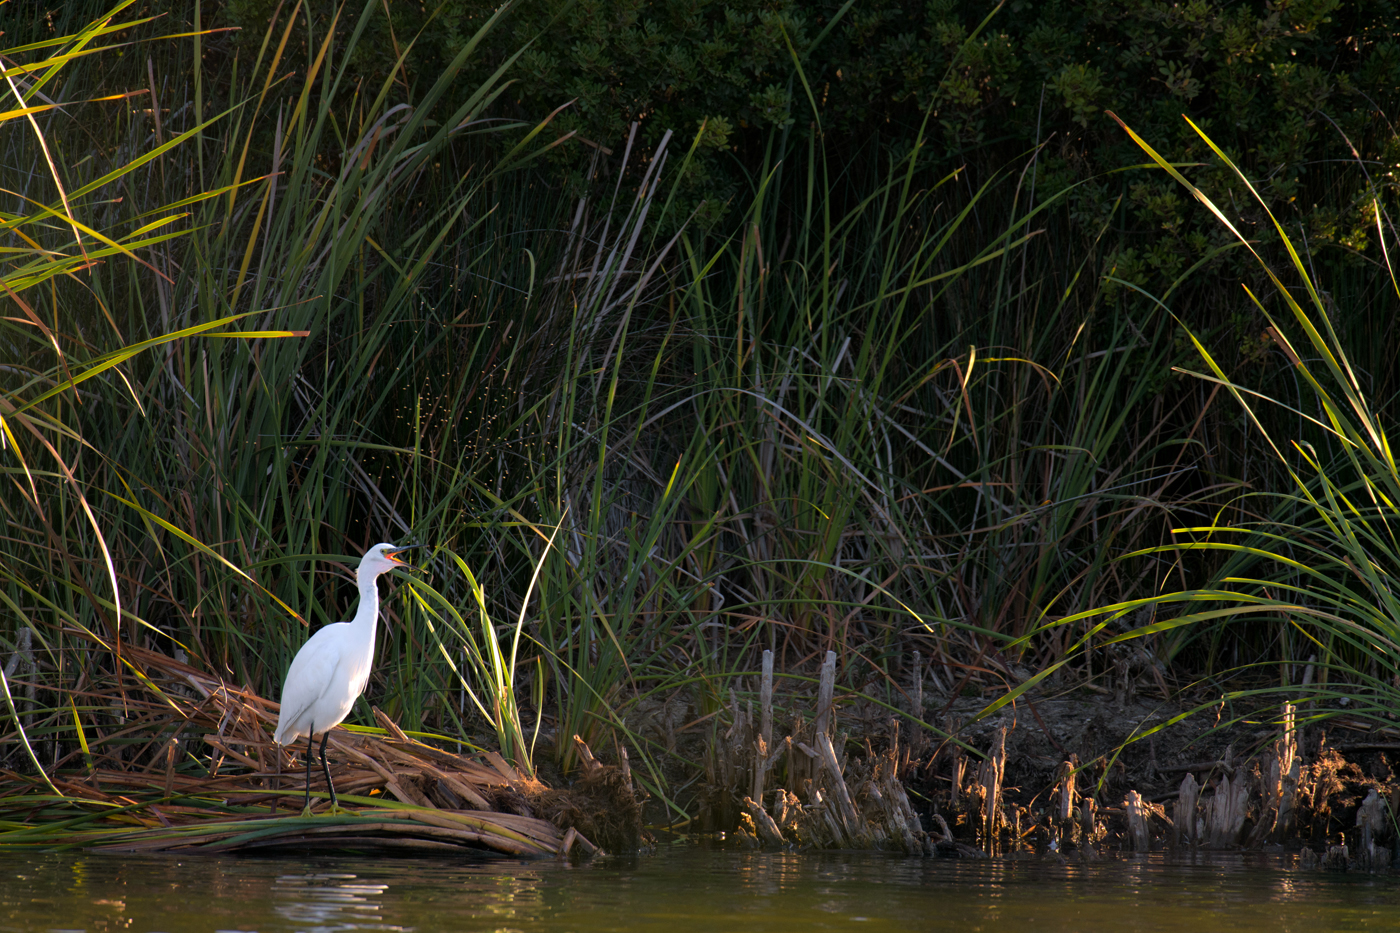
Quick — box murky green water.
[2,846,1398,933]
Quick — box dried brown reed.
[0,644,614,856]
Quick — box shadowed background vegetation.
[2,0,1399,816]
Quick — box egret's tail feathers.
[272,719,302,746]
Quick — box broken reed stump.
[0,645,621,858]
[752,650,776,805]
[760,650,774,749]
[1204,767,1250,847]
[1054,757,1078,848]
[948,714,965,810]
[1350,788,1399,871]
[1124,790,1149,853]
[1247,701,1298,847]
[976,726,1008,856]
[1079,796,1098,844]
[1173,772,1200,847]
[814,651,837,739]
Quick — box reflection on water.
[2,846,1399,933]
[272,873,395,933]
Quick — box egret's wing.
[274,623,350,743]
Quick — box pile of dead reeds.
[0,646,604,857]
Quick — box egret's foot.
[326,803,352,817]
[299,804,315,818]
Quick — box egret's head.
[358,542,419,579]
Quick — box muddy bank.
[647,651,1398,867]
[4,642,1393,865]
[924,691,1394,861]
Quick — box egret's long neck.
[352,570,381,634]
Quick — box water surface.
[2,845,1396,932]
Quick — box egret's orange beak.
[386,545,421,570]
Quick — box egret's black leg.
[318,730,340,813]
[303,730,315,816]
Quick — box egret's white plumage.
[274,542,415,814]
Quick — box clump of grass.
[1137,111,1400,726]
[990,110,1400,739]
[3,0,1286,816]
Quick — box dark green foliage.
[219,0,1400,268]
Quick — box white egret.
[273,542,418,815]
